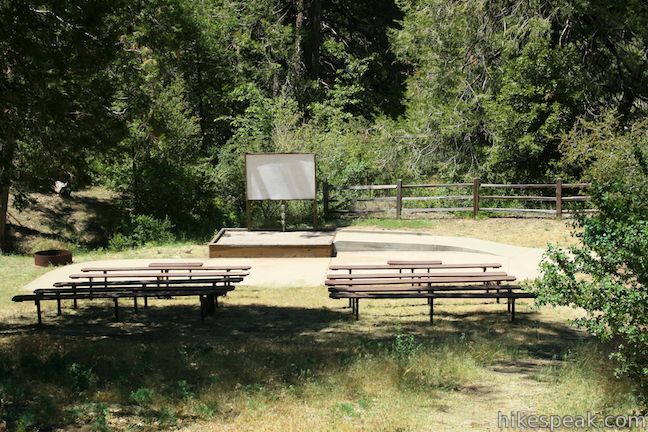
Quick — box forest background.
[2,0,648,242]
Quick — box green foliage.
[93,403,110,432]
[391,328,421,363]
[130,388,154,408]
[68,363,98,393]
[391,0,648,181]
[331,401,359,418]
[534,114,648,406]
[3,0,648,242]
[155,406,177,427]
[109,214,175,250]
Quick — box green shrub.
[109,214,175,250]
[155,407,177,427]
[391,328,421,363]
[534,114,648,407]
[68,363,98,393]
[93,403,110,432]
[130,388,154,408]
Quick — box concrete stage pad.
[209,229,336,258]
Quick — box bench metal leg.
[354,299,359,320]
[429,298,434,323]
[73,297,78,309]
[133,296,138,314]
[144,297,148,307]
[214,295,219,308]
[199,296,205,322]
[113,298,119,321]
[56,297,62,316]
[348,298,353,308]
[507,298,511,313]
[36,300,42,325]
[510,299,516,322]
[205,294,216,314]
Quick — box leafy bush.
[391,328,421,363]
[130,388,154,408]
[108,214,175,250]
[67,363,98,393]
[534,114,648,407]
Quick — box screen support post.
[281,200,286,232]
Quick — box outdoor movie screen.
[245,153,316,201]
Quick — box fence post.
[555,178,562,218]
[323,181,329,218]
[472,177,480,218]
[396,179,402,219]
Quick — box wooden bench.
[13,272,247,324]
[328,286,535,321]
[65,270,248,308]
[326,264,533,321]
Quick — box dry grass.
[0,250,640,431]
[7,187,121,253]
[349,217,579,248]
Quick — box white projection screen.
[245,153,316,201]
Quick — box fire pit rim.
[34,249,73,267]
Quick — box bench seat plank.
[326,271,508,280]
[35,285,236,295]
[148,262,204,267]
[70,271,249,279]
[329,263,442,271]
[329,292,535,299]
[53,276,244,288]
[326,275,516,286]
[328,284,520,293]
[80,265,250,272]
[386,261,501,268]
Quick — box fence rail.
[322,178,592,219]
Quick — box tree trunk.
[195,50,208,147]
[307,0,321,78]
[291,0,305,92]
[0,138,15,252]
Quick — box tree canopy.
[2,0,648,243]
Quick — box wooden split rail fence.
[322,178,592,218]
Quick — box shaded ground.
[2,279,638,431]
[7,187,122,253]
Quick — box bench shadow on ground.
[4,299,585,363]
